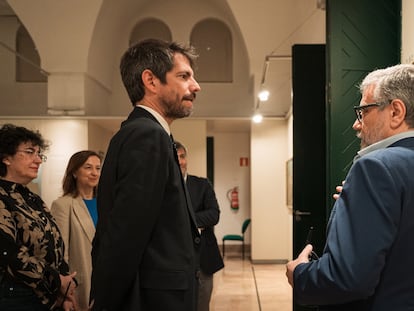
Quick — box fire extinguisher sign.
[239,157,249,167]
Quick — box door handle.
[294,210,311,216]
[293,210,311,221]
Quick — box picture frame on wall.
[286,158,293,206]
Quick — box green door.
[326,0,401,205]
[292,0,401,310]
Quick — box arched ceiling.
[1,0,325,125]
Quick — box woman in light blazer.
[51,150,101,311]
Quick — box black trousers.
[197,270,213,311]
[0,277,48,311]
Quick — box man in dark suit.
[175,141,224,311]
[90,39,201,311]
[286,64,414,310]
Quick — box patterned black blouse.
[0,179,69,309]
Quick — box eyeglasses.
[353,102,383,122]
[16,149,47,162]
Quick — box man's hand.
[333,180,345,200]
[286,244,313,287]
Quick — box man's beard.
[163,96,194,120]
[356,132,367,149]
[168,105,192,119]
[356,119,386,149]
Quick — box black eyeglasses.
[353,102,383,122]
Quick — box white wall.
[87,120,114,158]
[287,113,293,260]
[402,0,414,64]
[172,119,252,249]
[213,131,251,247]
[251,119,291,262]
[171,119,207,178]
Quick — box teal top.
[83,197,98,227]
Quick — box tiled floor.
[210,256,292,311]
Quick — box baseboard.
[251,259,288,264]
[219,244,288,264]
[219,244,251,256]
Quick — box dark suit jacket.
[186,175,224,275]
[90,107,201,311]
[294,137,414,310]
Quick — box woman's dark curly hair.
[0,123,49,177]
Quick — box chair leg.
[222,241,225,257]
[242,241,244,260]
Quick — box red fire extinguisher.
[227,187,239,210]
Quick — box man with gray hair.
[286,64,414,310]
[175,141,224,311]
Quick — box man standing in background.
[175,141,224,311]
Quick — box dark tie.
[170,134,179,165]
[170,134,198,233]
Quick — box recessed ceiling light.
[252,113,263,123]
[258,90,269,101]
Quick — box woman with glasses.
[51,151,101,311]
[0,123,77,311]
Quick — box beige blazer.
[51,195,95,311]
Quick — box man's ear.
[142,69,156,90]
[389,99,407,129]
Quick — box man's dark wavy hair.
[120,38,198,106]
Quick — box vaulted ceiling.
[1,0,325,131]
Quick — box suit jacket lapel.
[125,107,199,235]
[183,181,199,233]
[73,196,96,243]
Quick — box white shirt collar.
[355,130,414,160]
[137,105,170,135]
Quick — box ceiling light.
[252,113,263,123]
[258,90,269,101]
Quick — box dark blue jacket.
[294,137,414,310]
